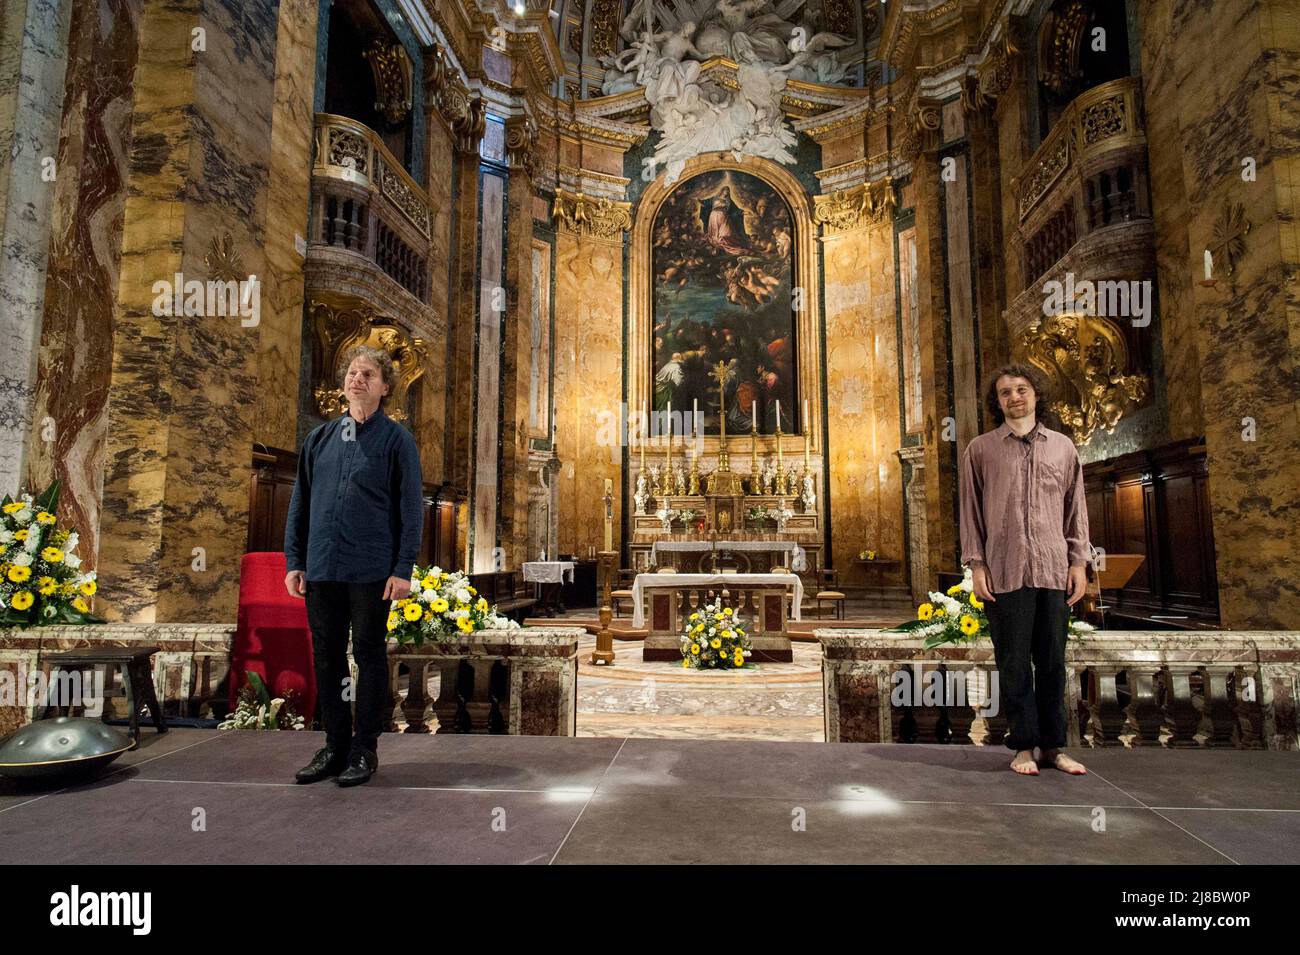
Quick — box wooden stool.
[41,646,168,743]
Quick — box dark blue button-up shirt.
[284,407,424,583]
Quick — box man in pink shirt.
[959,363,1090,776]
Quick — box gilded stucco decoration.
[551,189,633,241]
[506,113,540,179]
[813,178,895,235]
[309,299,374,417]
[1038,0,1090,98]
[1018,312,1150,444]
[363,39,413,125]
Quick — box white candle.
[751,400,757,428]
[803,398,809,432]
[1203,249,1213,281]
[775,400,781,431]
[693,398,699,436]
[666,401,672,442]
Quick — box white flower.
[1070,621,1096,633]
[25,532,41,553]
[0,529,12,543]
[455,589,471,604]
[429,566,443,577]
[65,531,78,551]
[453,608,469,620]
[421,588,436,602]
[13,508,32,524]
[10,552,32,567]
[64,553,81,569]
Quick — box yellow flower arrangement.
[680,600,752,670]
[7,565,31,583]
[11,591,34,610]
[917,603,934,621]
[386,564,520,647]
[41,547,64,563]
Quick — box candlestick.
[775,399,781,432]
[804,399,811,468]
[1204,249,1213,281]
[750,405,759,493]
[665,400,676,496]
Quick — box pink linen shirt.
[958,419,1091,594]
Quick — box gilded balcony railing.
[1013,76,1151,285]
[310,113,433,302]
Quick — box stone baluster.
[402,658,431,733]
[895,664,918,743]
[1232,665,1261,748]
[487,660,508,734]
[1162,665,1200,745]
[1083,665,1126,746]
[967,666,992,746]
[1121,666,1162,747]
[1197,665,1237,746]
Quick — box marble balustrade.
[0,625,236,736]
[818,629,1300,750]
[387,628,581,736]
[0,625,581,739]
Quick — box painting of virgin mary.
[651,170,797,435]
[701,186,749,255]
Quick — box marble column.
[498,115,538,570]
[1140,0,1300,627]
[0,0,74,494]
[94,0,280,622]
[255,0,320,453]
[27,0,138,565]
[911,144,961,584]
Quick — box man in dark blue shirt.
[284,345,424,786]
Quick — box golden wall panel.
[553,230,623,557]
[823,221,904,583]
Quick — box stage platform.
[1,729,1296,864]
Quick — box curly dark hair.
[983,362,1056,428]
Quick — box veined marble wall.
[0,0,74,494]
[94,0,279,622]
[823,216,905,583]
[553,227,624,557]
[255,0,319,453]
[471,166,506,571]
[27,0,138,568]
[1140,0,1300,627]
[419,112,454,488]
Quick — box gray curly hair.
[338,345,396,405]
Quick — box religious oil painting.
[651,170,798,435]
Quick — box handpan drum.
[0,717,133,780]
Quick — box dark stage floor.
[1,729,1297,864]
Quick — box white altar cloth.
[522,561,576,584]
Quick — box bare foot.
[1010,750,1039,776]
[1041,748,1087,775]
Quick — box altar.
[632,572,802,662]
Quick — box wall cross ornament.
[1209,199,1251,278]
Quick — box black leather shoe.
[294,747,347,784]
[335,749,378,787]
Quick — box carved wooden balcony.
[1003,77,1155,442]
[1011,76,1153,295]
[307,113,436,322]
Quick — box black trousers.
[983,586,1070,751]
[304,579,390,755]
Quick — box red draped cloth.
[231,552,316,724]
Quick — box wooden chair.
[815,568,846,620]
[611,567,636,618]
